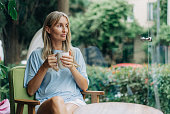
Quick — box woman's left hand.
[60,51,74,69]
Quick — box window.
[147,2,154,21]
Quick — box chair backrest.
[9,66,34,114]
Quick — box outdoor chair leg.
[16,103,24,114]
[28,105,36,114]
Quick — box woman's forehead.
[57,16,69,24]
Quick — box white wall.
[128,0,156,28]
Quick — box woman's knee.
[50,96,67,113]
[51,96,65,106]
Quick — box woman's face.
[47,16,69,42]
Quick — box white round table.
[74,102,163,114]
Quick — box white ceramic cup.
[57,52,69,69]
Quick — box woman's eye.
[56,24,68,28]
[56,24,62,27]
[66,24,68,28]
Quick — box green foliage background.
[150,0,170,46]
[87,64,170,114]
[70,0,143,47]
[0,64,9,101]
[70,0,144,63]
[157,23,170,45]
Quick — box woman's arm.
[69,66,88,91]
[61,52,88,91]
[27,54,58,96]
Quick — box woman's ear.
[45,26,51,34]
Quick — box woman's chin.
[61,37,66,41]
[52,37,66,42]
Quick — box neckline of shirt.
[52,49,63,54]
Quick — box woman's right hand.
[43,54,58,69]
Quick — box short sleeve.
[75,48,89,85]
[24,50,41,88]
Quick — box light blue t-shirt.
[24,47,89,103]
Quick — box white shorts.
[35,99,86,113]
[65,99,86,107]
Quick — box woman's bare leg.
[65,103,79,114]
[37,96,67,114]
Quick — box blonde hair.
[42,11,79,67]
[42,11,72,59]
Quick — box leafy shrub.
[0,64,9,101]
[87,64,170,114]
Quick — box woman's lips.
[61,34,66,37]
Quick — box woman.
[24,11,89,114]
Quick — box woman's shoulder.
[72,47,81,53]
[72,47,83,57]
[29,48,43,58]
[72,47,84,61]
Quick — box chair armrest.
[15,99,40,114]
[81,91,105,103]
[81,91,105,95]
[15,99,40,105]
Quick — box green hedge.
[87,64,170,114]
[0,64,9,101]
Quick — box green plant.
[0,64,9,101]
[0,0,17,20]
[87,64,170,114]
[0,64,8,78]
[157,23,170,45]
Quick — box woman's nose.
[62,27,67,33]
